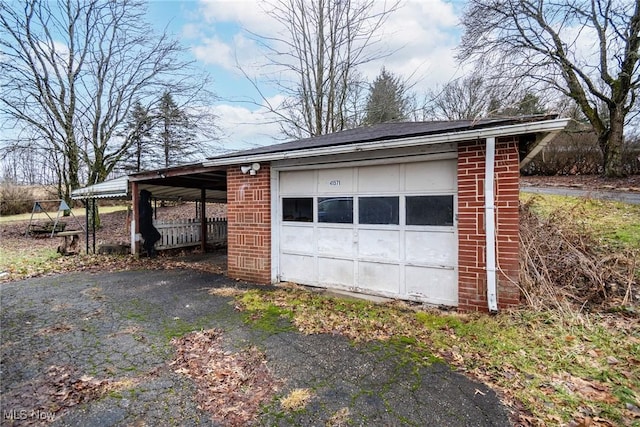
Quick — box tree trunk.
[66,144,81,202]
[601,106,625,178]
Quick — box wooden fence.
[153,218,227,250]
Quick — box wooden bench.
[56,230,82,255]
[27,222,67,236]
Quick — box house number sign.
[329,180,341,186]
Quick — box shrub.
[522,130,640,176]
[0,183,35,216]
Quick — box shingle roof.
[208,116,555,160]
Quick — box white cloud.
[361,0,465,91]
[198,0,277,35]
[193,36,234,69]
[192,33,267,81]
[212,96,286,152]
[181,22,202,39]
[185,0,468,147]
[190,0,466,91]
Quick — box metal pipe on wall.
[485,137,498,313]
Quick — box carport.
[71,162,228,254]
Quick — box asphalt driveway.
[1,270,511,426]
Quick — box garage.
[72,117,571,312]
[276,157,459,306]
[197,116,572,312]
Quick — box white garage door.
[277,159,458,306]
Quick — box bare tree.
[425,75,493,120]
[250,0,400,139]
[458,0,640,177]
[0,0,213,201]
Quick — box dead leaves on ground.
[3,329,281,427]
[208,287,247,297]
[2,365,113,426]
[238,289,433,344]
[170,329,281,427]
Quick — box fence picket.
[152,218,228,250]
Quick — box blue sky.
[144,0,467,152]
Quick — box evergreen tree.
[498,92,546,117]
[122,101,153,173]
[155,92,196,168]
[363,68,409,125]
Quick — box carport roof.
[71,176,129,199]
[72,163,228,202]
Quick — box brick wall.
[226,165,271,283]
[457,137,520,311]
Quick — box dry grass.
[238,194,640,426]
[326,407,351,426]
[208,287,247,297]
[279,388,313,411]
[238,287,640,426]
[519,197,639,315]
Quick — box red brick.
[457,138,520,312]
[226,165,271,284]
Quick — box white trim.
[203,118,570,167]
[270,166,280,284]
[71,176,129,199]
[273,151,457,171]
[272,144,457,169]
[519,130,561,169]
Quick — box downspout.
[485,137,498,313]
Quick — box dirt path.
[1,270,511,426]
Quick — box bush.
[522,130,640,176]
[622,137,640,175]
[0,183,35,216]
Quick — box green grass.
[237,187,640,426]
[119,298,156,322]
[0,246,60,275]
[159,315,222,341]
[0,204,130,276]
[238,291,295,333]
[520,193,640,250]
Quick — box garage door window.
[283,198,313,222]
[406,195,454,226]
[359,197,399,225]
[318,197,353,223]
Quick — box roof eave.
[202,118,571,167]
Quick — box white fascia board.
[203,118,571,167]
